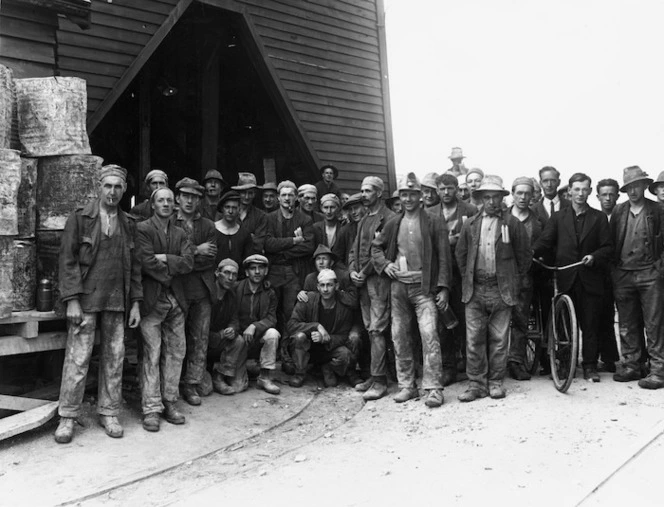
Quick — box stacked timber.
[0,66,19,151]
[0,149,22,318]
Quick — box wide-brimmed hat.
[342,192,363,209]
[449,147,465,160]
[620,166,653,192]
[232,172,259,191]
[396,172,421,192]
[421,172,439,189]
[261,181,278,192]
[203,169,226,184]
[175,177,204,196]
[243,254,269,267]
[312,244,338,261]
[472,174,509,197]
[386,189,400,204]
[320,164,339,179]
[648,170,664,194]
[216,190,242,210]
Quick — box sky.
[383,0,664,202]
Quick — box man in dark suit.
[533,173,613,382]
[531,166,569,226]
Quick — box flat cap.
[243,254,269,267]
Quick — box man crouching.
[287,269,355,388]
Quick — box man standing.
[649,172,664,205]
[298,184,324,224]
[130,169,168,221]
[597,179,620,220]
[372,173,452,408]
[335,192,365,267]
[456,175,531,401]
[265,181,315,373]
[428,173,477,385]
[213,191,255,266]
[534,173,612,382]
[232,172,267,253]
[199,170,226,221]
[611,166,664,388]
[137,188,195,432]
[349,177,395,401]
[288,269,357,388]
[313,193,345,266]
[447,147,468,176]
[506,177,543,380]
[261,182,279,213]
[235,255,281,394]
[315,164,343,200]
[532,166,568,224]
[171,178,217,406]
[466,168,484,208]
[421,172,441,208]
[55,165,142,443]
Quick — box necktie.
[549,200,555,217]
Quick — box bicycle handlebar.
[532,258,585,271]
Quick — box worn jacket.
[59,200,143,316]
[371,208,453,296]
[235,278,278,334]
[137,215,195,315]
[170,212,217,300]
[264,208,315,281]
[240,205,267,253]
[456,210,532,305]
[312,220,347,269]
[287,292,354,351]
[302,267,358,308]
[348,203,395,276]
[611,199,664,273]
[533,205,612,296]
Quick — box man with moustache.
[55,165,142,444]
[349,176,395,401]
[171,178,217,406]
[137,188,195,432]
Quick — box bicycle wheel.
[525,337,542,375]
[548,294,579,393]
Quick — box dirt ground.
[4,368,659,507]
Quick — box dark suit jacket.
[531,197,569,226]
[137,215,195,315]
[611,199,664,273]
[533,205,612,296]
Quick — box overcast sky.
[383,0,664,198]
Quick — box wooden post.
[139,69,151,186]
[200,42,220,178]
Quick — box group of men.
[53,147,664,444]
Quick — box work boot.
[458,387,488,403]
[346,369,363,387]
[424,389,444,408]
[355,377,374,392]
[257,369,280,395]
[212,373,235,395]
[613,368,642,382]
[99,415,123,438]
[289,374,305,388]
[489,384,506,399]
[322,363,338,387]
[163,401,185,425]
[281,361,296,376]
[508,361,532,381]
[197,371,213,397]
[363,381,387,401]
[143,413,160,432]
[182,384,202,406]
[393,387,419,403]
[54,417,75,444]
[638,374,664,390]
[583,365,600,383]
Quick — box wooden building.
[1,0,396,196]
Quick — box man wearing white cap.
[447,147,468,176]
[456,175,531,401]
[349,176,395,401]
[232,172,267,253]
[298,183,324,224]
[171,178,217,406]
[372,172,452,408]
[130,169,169,221]
[287,269,356,387]
[55,165,143,443]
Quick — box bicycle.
[526,258,583,393]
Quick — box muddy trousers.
[58,311,125,418]
[391,281,443,390]
[292,332,352,376]
[359,275,391,377]
[183,297,212,385]
[140,291,186,415]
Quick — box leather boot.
[321,363,338,387]
[163,401,185,425]
[142,413,160,432]
[54,417,75,444]
[508,361,532,381]
[99,415,123,438]
[393,387,419,403]
[363,380,387,401]
[212,373,235,395]
[355,377,374,392]
[182,384,202,406]
[257,369,281,395]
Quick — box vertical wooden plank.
[139,70,151,183]
[375,0,396,193]
[200,43,220,176]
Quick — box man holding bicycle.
[533,173,612,382]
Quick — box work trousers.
[465,280,513,391]
[391,281,443,390]
[292,332,352,376]
[268,264,300,366]
[58,311,125,418]
[613,267,664,376]
[246,328,280,370]
[183,296,212,385]
[139,290,186,415]
[567,282,602,367]
[359,275,391,377]
[598,278,620,365]
[508,275,534,366]
[440,276,466,371]
[208,330,249,392]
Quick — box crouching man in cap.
[235,254,281,394]
[287,269,356,388]
[372,172,452,408]
[55,165,142,443]
[456,175,531,401]
[137,188,195,431]
[208,259,248,395]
